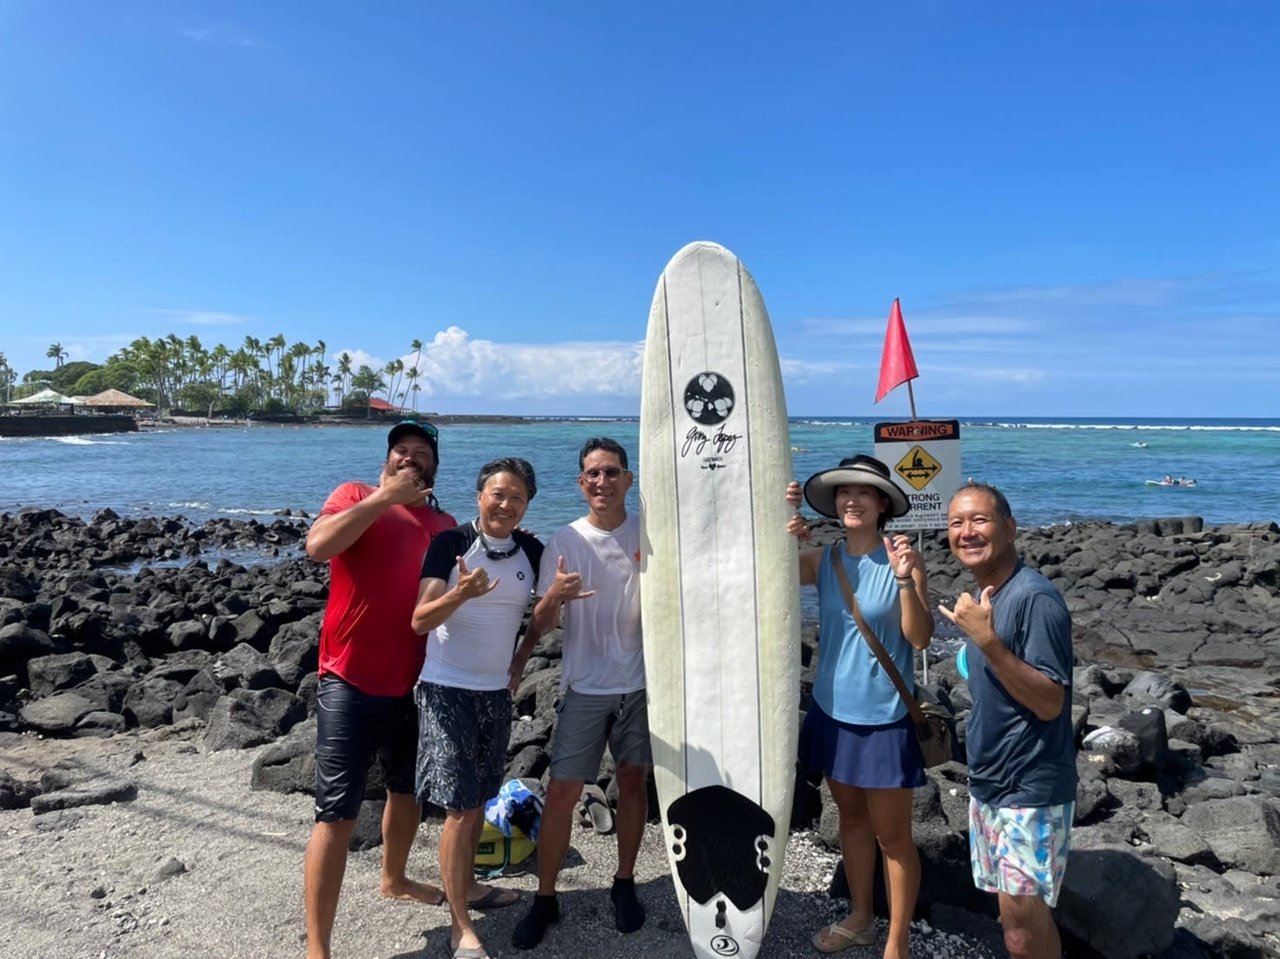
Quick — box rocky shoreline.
[1,508,1278,957]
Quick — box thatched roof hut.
[79,388,154,409]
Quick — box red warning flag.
[874,298,919,403]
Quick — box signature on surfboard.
[682,425,742,458]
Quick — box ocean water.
[1,416,1277,536]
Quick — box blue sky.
[2,2,1277,418]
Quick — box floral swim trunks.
[968,796,1073,906]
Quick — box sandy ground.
[0,724,997,959]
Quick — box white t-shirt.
[538,514,644,695]
[419,522,541,691]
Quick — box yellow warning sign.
[894,445,941,491]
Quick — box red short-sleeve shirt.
[316,482,456,697]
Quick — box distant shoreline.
[156,413,598,429]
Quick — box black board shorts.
[313,674,418,822]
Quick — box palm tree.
[312,340,328,409]
[210,343,231,404]
[383,359,404,411]
[335,351,353,408]
[229,347,260,409]
[47,343,68,368]
[287,341,312,406]
[350,365,386,419]
[278,353,298,407]
[406,366,421,412]
[308,360,330,411]
[0,352,14,402]
[241,336,264,399]
[408,338,424,411]
[264,334,286,401]
[123,336,172,411]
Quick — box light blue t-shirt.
[813,543,915,725]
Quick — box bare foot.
[464,883,521,909]
[380,878,446,905]
[450,930,489,958]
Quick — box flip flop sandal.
[576,784,615,835]
[812,921,877,953]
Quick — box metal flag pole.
[919,527,929,685]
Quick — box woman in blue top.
[787,454,932,958]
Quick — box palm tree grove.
[4,336,431,420]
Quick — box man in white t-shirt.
[510,437,649,950]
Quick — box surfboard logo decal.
[679,370,743,469]
[666,785,775,911]
[683,371,735,425]
[710,935,740,956]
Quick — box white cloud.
[951,277,1184,310]
[180,26,262,48]
[328,349,386,374]
[798,314,1033,338]
[395,327,644,399]
[778,355,856,383]
[153,309,251,327]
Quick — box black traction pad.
[667,785,775,911]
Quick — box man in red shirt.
[303,420,456,959]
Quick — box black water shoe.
[611,877,645,934]
[511,893,559,950]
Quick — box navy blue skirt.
[799,704,926,789]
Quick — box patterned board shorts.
[969,796,1074,907]
[414,681,511,812]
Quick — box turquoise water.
[1,416,1277,534]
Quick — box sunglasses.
[582,467,624,480]
[396,418,439,439]
[475,522,520,561]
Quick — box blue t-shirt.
[813,543,915,725]
[965,561,1076,807]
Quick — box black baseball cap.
[387,419,439,460]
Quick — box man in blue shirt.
[939,482,1075,959]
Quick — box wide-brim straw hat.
[802,453,910,519]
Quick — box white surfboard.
[639,242,800,959]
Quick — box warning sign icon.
[895,446,941,491]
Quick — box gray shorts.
[550,687,652,782]
[414,681,511,812]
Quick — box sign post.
[874,420,962,685]
[874,419,962,533]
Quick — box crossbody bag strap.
[829,544,926,727]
